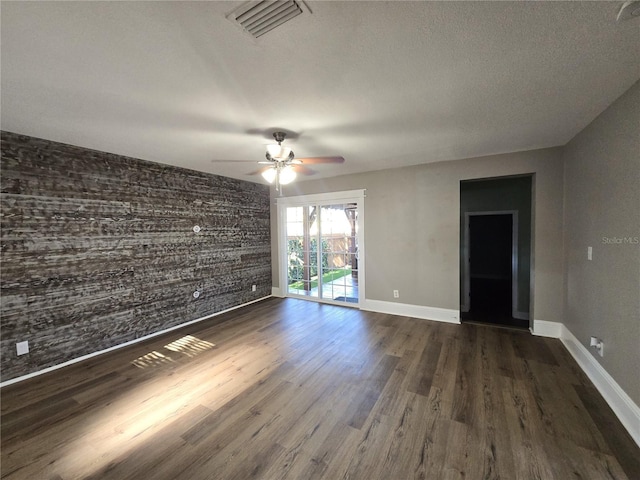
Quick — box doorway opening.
[460,176,533,329]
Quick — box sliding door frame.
[277,190,366,308]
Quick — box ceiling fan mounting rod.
[273,131,287,144]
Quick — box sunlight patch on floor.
[164,335,215,358]
[131,350,175,369]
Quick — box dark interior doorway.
[463,212,528,328]
[460,175,532,330]
[465,214,523,326]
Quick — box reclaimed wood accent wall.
[0,131,271,382]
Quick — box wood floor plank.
[337,414,394,479]
[82,405,214,480]
[375,391,440,479]
[219,441,287,480]
[295,421,354,480]
[532,360,610,453]
[511,331,559,366]
[451,329,481,426]
[479,362,516,477]
[574,383,640,479]
[180,360,295,446]
[385,315,429,356]
[1,297,638,480]
[501,376,565,480]
[440,418,474,479]
[376,348,417,417]
[429,335,460,419]
[343,354,400,429]
[407,340,442,397]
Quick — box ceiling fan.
[255,131,344,191]
[213,131,345,193]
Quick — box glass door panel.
[319,204,359,304]
[286,206,318,297]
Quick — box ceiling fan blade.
[247,166,274,175]
[211,159,257,163]
[292,165,317,175]
[296,156,345,164]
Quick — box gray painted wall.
[562,81,640,405]
[460,176,532,316]
[271,147,564,323]
[1,132,271,382]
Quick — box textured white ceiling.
[1,1,639,183]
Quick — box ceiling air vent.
[227,1,309,39]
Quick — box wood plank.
[450,326,480,426]
[574,383,640,479]
[407,340,442,397]
[343,354,400,429]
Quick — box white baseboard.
[513,310,530,321]
[271,286,284,298]
[560,325,640,447]
[0,295,272,388]
[361,299,460,324]
[531,319,562,338]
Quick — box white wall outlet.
[587,246,593,261]
[590,336,604,357]
[16,341,29,356]
[393,290,399,298]
[252,285,257,292]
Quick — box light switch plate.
[587,246,593,261]
[16,341,29,356]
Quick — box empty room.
[1,2,639,479]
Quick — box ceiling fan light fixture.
[266,143,293,161]
[261,167,277,183]
[253,130,341,191]
[279,165,297,185]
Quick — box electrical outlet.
[16,341,29,356]
[393,290,399,298]
[252,285,257,292]
[590,336,604,357]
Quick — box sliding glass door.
[279,191,364,307]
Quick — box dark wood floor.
[2,298,638,479]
